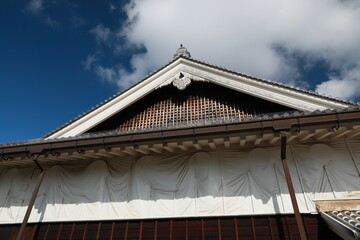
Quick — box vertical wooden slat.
[217,218,222,240]
[268,217,275,240]
[82,223,88,240]
[185,219,188,240]
[201,218,205,240]
[285,216,292,240]
[251,217,256,240]
[234,218,239,240]
[302,215,311,240]
[145,105,151,130]
[69,223,75,240]
[201,96,204,120]
[56,224,62,240]
[109,222,115,240]
[186,96,189,124]
[124,221,129,240]
[169,219,173,240]
[43,224,50,240]
[225,100,229,121]
[153,220,158,240]
[139,221,143,240]
[95,223,101,240]
[29,225,38,240]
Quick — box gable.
[86,82,294,133]
[46,57,355,139]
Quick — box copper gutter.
[281,132,308,240]
[1,109,360,160]
[16,156,45,240]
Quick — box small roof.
[321,210,360,240]
[45,45,358,139]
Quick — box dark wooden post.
[16,159,45,240]
[280,132,308,240]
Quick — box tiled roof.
[329,210,360,232]
[43,55,359,138]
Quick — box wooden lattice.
[87,82,293,133]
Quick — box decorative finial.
[173,44,191,59]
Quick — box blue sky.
[1,0,360,144]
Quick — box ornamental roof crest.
[173,44,191,59]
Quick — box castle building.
[1,46,360,240]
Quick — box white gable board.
[46,57,352,139]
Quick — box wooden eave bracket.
[1,110,360,160]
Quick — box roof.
[321,211,360,240]
[1,105,359,149]
[1,106,360,168]
[330,211,360,231]
[44,52,358,139]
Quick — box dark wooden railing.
[0,215,341,240]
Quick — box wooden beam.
[193,140,203,150]
[123,147,138,156]
[313,129,333,140]
[149,144,163,154]
[239,139,246,147]
[298,131,315,142]
[177,142,189,152]
[135,145,151,155]
[329,128,351,139]
[163,142,178,153]
[254,137,263,146]
[208,141,217,150]
[345,126,360,138]
[269,136,279,145]
[280,132,308,240]
[16,159,45,240]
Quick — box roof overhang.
[46,57,354,139]
[1,109,360,169]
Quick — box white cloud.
[84,0,360,100]
[72,15,86,28]
[316,65,360,99]
[110,3,116,12]
[82,52,101,70]
[105,0,360,100]
[27,0,43,14]
[95,65,118,84]
[90,24,113,45]
[44,16,59,27]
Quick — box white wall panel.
[0,141,359,224]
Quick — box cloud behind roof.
[89,0,360,100]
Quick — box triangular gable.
[46,57,355,139]
[85,82,295,133]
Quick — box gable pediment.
[46,57,353,139]
[86,82,294,134]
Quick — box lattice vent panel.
[87,82,294,133]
